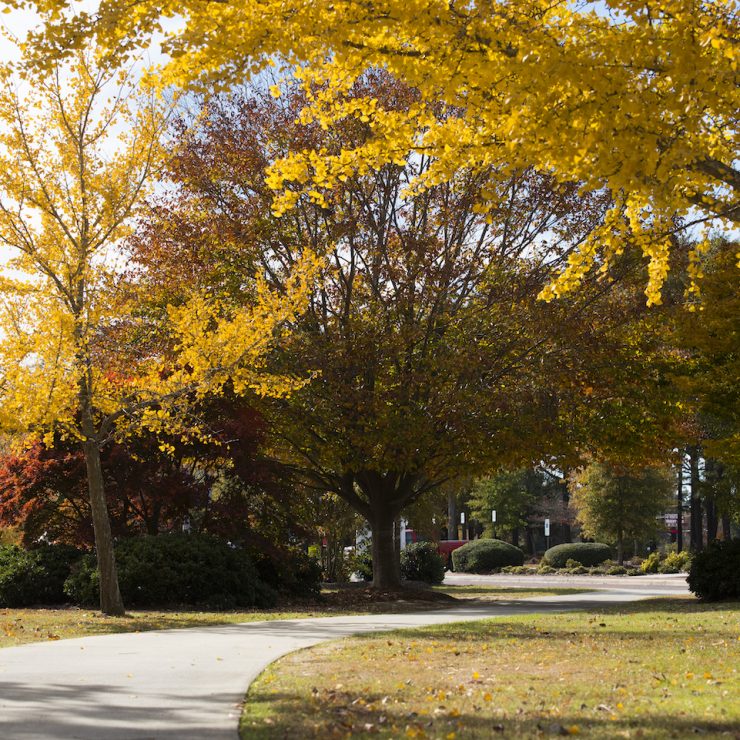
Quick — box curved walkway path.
[0,574,689,739]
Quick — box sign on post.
[544,518,550,536]
[491,510,497,523]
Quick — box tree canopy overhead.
[16,0,739,305]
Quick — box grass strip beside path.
[0,607,335,649]
[241,598,740,739]
[0,586,586,649]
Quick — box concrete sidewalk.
[0,588,687,739]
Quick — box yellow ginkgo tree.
[0,51,319,615]
[14,0,740,304]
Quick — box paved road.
[0,581,690,739]
[445,571,690,595]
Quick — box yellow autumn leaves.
[15,1,739,305]
[0,47,322,448]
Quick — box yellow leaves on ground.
[243,600,740,738]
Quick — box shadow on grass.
[241,686,740,740]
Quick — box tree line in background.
[0,1,737,611]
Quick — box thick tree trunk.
[616,528,624,565]
[370,508,401,589]
[512,527,519,548]
[82,438,125,616]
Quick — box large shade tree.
[129,79,673,587]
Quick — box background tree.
[469,468,571,553]
[23,0,738,304]
[0,51,318,614]
[0,437,207,546]
[571,462,675,563]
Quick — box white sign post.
[460,512,466,540]
[491,510,497,539]
[544,518,550,549]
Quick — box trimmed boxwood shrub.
[451,539,524,573]
[687,539,740,601]
[64,534,275,609]
[0,544,83,607]
[401,542,445,584]
[543,543,612,568]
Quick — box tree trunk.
[617,528,624,565]
[447,491,457,540]
[512,527,519,548]
[689,446,703,553]
[721,515,732,541]
[561,490,572,543]
[370,508,401,589]
[82,438,125,616]
[676,456,683,553]
[526,525,536,556]
[705,498,718,542]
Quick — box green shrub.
[606,565,628,575]
[502,565,530,575]
[687,539,740,601]
[564,558,581,569]
[252,546,322,598]
[451,539,524,573]
[400,542,445,584]
[567,565,588,574]
[0,544,83,607]
[658,550,691,574]
[536,564,556,574]
[64,534,275,609]
[543,543,612,568]
[349,550,374,581]
[640,551,663,573]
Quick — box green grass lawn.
[0,607,339,649]
[241,598,740,739]
[0,585,586,649]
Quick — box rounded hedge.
[0,544,83,607]
[451,539,524,573]
[687,539,740,601]
[64,534,275,609]
[543,543,612,568]
[400,542,446,584]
